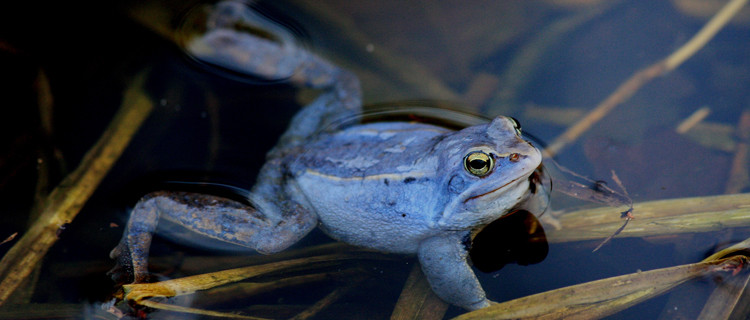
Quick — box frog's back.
[299,122,449,172]
[289,122,452,253]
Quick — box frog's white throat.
[438,173,532,230]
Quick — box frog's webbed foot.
[108,240,139,284]
[110,191,317,283]
[418,233,491,310]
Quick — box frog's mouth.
[438,172,533,229]
[464,180,515,203]
[463,174,527,203]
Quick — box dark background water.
[0,0,749,318]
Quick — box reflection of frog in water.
[111,1,546,310]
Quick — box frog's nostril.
[509,153,520,162]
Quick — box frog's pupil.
[470,159,486,169]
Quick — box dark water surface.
[0,0,749,319]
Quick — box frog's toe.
[106,259,130,285]
[107,242,149,284]
[108,242,123,260]
[107,259,154,285]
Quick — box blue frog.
[111,1,545,310]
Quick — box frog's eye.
[508,117,522,136]
[464,151,495,177]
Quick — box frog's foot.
[189,0,362,146]
[107,243,131,284]
[110,191,317,283]
[190,1,359,92]
[108,241,151,284]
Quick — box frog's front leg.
[418,233,491,310]
[110,190,317,283]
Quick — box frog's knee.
[254,217,317,254]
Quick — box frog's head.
[437,116,542,230]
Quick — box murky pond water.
[1,0,749,319]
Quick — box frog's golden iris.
[464,151,495,177]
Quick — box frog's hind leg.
[110,190,316,283]
[275,70,361,150]
[194,0,362,148]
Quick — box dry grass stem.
[698,236,750,319]
[665,0,749,70]
[725,109,750,194]
[190,272,337,307]
[697,135,750,317]
[684,121,738,152]
[454,254,748,320]
[697,270,750,319]
[138,299,271,320]
[123,254,345,303]
[290,278,363,320]
[676,106,711,134]
[485,2,616,115]
[544,0,748,157]
[34,68,54,138]
[164,243,374,275]
[0,71,154,305]
[120,253,384,318]
[548,193,750,243]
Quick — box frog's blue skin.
[111,1,545,311]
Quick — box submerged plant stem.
[544,0,748,157]
[391,265,449,320]
[290,277,363,320]
[0,71,153,305]
[725,109,750,194]
[664,0,749,70]
[138,300,270,320]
